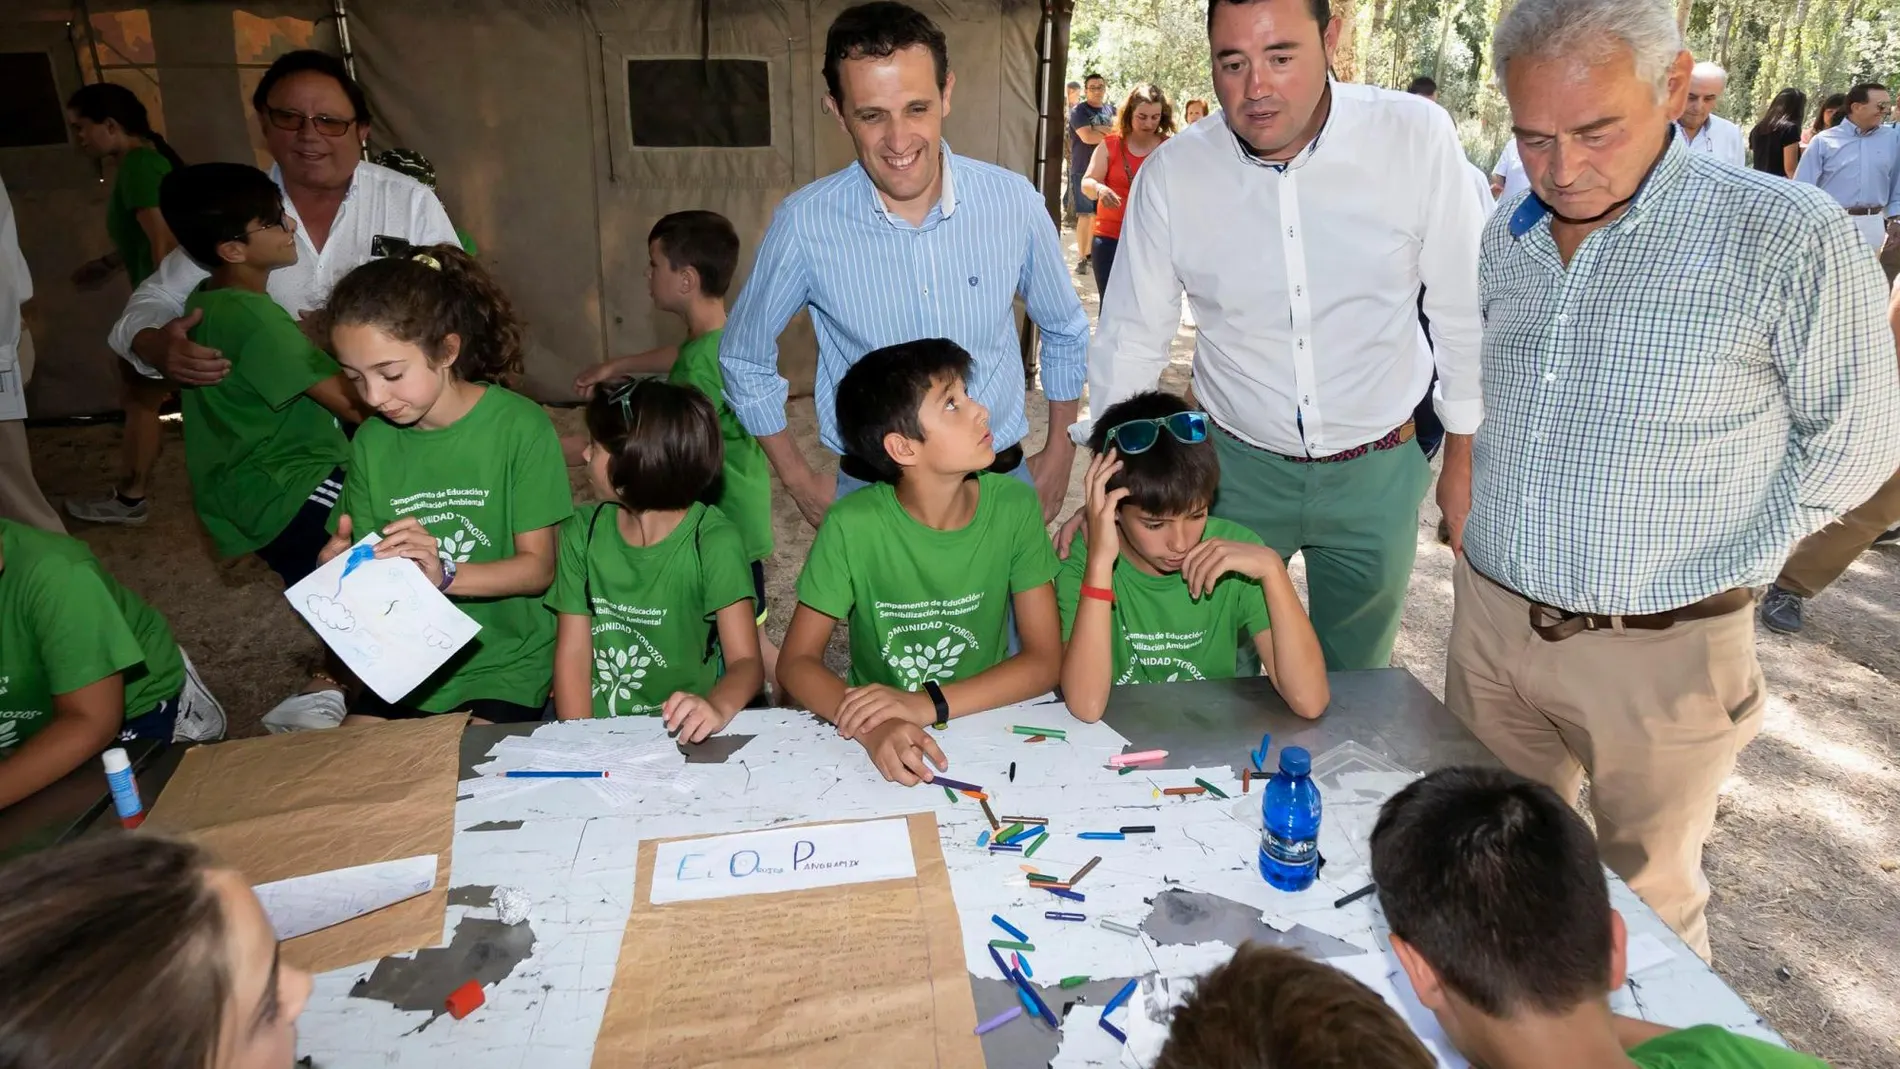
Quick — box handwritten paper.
[649,817,916,904]
[591,813,983,1069]
[254,854,439,941]
[284,533,480,702]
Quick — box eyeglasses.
[239,209,290,239]
[1103,411,1209,454]
[265,107,357,137]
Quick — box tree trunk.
[1676,0,1693,32]
[1764,15,1787,94]
[1371,0,1388,35]
[1432,0,1461,78]
[1789,0,1815,85]
[1713,2,1732,66]
[1334,0,1359,82]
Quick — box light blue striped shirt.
[1793,121,1900,214]
[1469,135,1900,614]
[719,144,1090,454]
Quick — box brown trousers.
[1445,558,1765,962]
[0,331,64,533]
[1776,464,1900,598]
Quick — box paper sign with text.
[649,818,917,904]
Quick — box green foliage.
[1070,0,1216,112]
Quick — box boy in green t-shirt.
[1371,767,1830,1069]
[1058,390,1328,722]
[567,211,778,682]
[157,163,370,585]
[778,339,1063,785]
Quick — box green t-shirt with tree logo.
[182,285,351,557]
[667,328,773,564]
[545,502,755,717]
[1630,1026,1828,1069]
[796,473,1058,689]
[336,386,574,712]
[108,145,172,287]
[1054,516,1272,685]
[0,520,182,754]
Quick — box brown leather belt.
[1847,205,1886,216]
[1470,564,1753,642]
[1216,419,1416,464]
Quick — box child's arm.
[552,613,595,720]
[944,582,1063,712]
[376,522,558,598]
[572,344,680,396]
[662,600,763,742]
[304,373,374,424]
[776,603,848,720]
[1060,450,1127,723]
[1186,541,1330,720]
[0,676,125,810]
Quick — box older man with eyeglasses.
[106,50,457,389]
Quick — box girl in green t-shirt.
[546,379,762,739]
[316,245,573,725]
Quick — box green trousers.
[1212,430,1430,671]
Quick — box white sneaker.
[262,688,347,733]
[172,649,227,742]
[66,492,150,526]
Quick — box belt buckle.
[1528,604,1591,642]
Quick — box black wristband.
[923,680,949,729]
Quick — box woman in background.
[1749,87,1806,179]
[1080,83,1175,300]
[1182,98,1209,125]
[1805,92,1846,147]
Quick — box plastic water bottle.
[1258,746,1321,891]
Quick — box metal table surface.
[0,737,184,862]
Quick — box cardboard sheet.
[146,715,465,973]
[592,811,983,1069]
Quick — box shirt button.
[1557,313,1569,324]
[1543,372,1557,383]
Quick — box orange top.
[1093,134,1157,240]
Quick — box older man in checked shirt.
[1458,0,1900,963]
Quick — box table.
[291,670,1784,1067]
[0,738,182,861]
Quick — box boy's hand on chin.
[1181,539,1284,598]
[859,720,948,786]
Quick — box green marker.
[1117,766,1137,775]
[1011,725,1068,738]
[996,822,1025,843]
[1194,776,1230,799]
[988,939,1035,952]
[944,786,957,803]
[1060,975,1091,988]
[1024,831,1050,858]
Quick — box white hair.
[1690,60,1728,86]
[1492,0,1685,101]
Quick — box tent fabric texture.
[3,0,1045,418]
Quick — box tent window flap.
[627,58,770,148]
[0,52,69,149]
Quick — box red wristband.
[1081,584,1115,603]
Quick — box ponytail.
[66,83,185,168]
[320,244,525,386]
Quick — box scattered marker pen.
[101,748,144,829]
[1109,749,1167,768]
[1119,825,1155,834]
[1333,882,1377,909]
[502,770,606,779]
[1078,831,1124,841]
[1045,911,1086,922]
[926,775,984,793]
[1103,978,1139,1015]
[974,1006,1022,1035]
[992,914,1030,942]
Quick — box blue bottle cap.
[1278,746,1311,777]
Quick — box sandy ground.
[18,233,1899,1067]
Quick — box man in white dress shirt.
[1491,137,1532,201]
[1079,0,1488,670]
[1676,61,1745,167]
[0,172,62,532]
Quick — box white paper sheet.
[1328,950,1470,1069]
[648,817,917,904]
[284,534,480,702]
[253,854,439,941]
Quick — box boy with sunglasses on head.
[777,338,1064,785]
[158,163,372,588]
[1059,391,1327,722]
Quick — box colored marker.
[1109,749,1168,767]
[992,915,1030,942]
[1009,761,1016,782]
[989,944,1013,977]
[1060,975,1091,988]
[1011,725,1067,738]
[1161,786,1205,797]
[100,748,145,829]
[1017,984,1039,1017]
[927,775,984,793]
[999,815,1049,825]
[1043,887,1085,902]
[1069,856,1102,886]
[1023,831,1049,859]
[1100,1019,1128,1044]
[1118,765,1137,775]
[502,770,606,778]
[1243,768,1253,793]
[974,1006,1022,1035]
[1026,873,1059,884]
[1251,732,1272,771]
[989,939,1035,952]
[1194,777,1230,799]
[961,790,989,801]
[1011,968,1060,1028]
[1104,978,1139,1015]
[944,787,957,803]
[977,831,991,847]
[1333,882,1378,909]
[1024,734,1047,743]
[1003,826,1045,846]
[1045,911,1086,922]
[1119,825,1156,834]
[989,843,1022,852]
[1014,951,1033,978]
[1078,831,1124,841]
[1099,919,1141,936]
[980,798,1001,829]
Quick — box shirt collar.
[267,159,365,205]
[1508,125,1688,239]
[1228,81,1336,172]
[864,140,958,227]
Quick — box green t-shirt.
[181,285,351,557]
[1630,1026,1829,1069]
[336,386,574,712]
[108,145,172,286]
[545,502,755,717]
[0,520,182,754]
[796,473,1058,689]
[1055,516,1272,685]
[667,328,772,563]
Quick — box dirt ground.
[19,232,1899,1067]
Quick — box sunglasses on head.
[1103,410,1209,454]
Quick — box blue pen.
[1045,911,1087,922]
[1011,968,1060,1028]
[1251,731,1272,772]
[1017,985,1038,1017]
[1002,825,1045,846]
[988,944,1013,977]
[1014,951,1033,978]
[1100,1018,1128,1043]
[977,830,992,847]
[992,914,1029,942]
[502,770,606,778]
[1103,978,1139,1015]
[1078,831,1125,841]
[1043,887,1085,902]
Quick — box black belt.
[1470,563,1753,642]
[1846,206,1886,216]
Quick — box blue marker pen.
[101,748,144,829]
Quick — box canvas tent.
[1,0,1069,419]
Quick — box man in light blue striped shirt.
[1793,81,1900,249]
[1456,0,1900,963]
[719,2,1090,527]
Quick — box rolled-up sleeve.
[107,248,210,372]
[1417,107,1486,435]
[408,187,461,247]
[1017,185,1088,402]
[1071,150,1182,443]
[719,204,810,438]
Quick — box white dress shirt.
[108,160,457,371]
[1084,83,1486,456]
[1492,139,1532,203]
[0,173,30,421]
[1678,114,1746,168]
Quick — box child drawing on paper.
[545,379,762,741]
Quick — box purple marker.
[974,1006,1023,1035]
[925,775,983,793]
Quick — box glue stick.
[101,748,145,829]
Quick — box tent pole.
[331,0,357,80]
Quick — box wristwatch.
[437,555,458,592]
[923,680,949,729]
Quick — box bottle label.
[1263,830,1317,867]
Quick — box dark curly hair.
[318,244,524,385]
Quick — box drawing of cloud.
[423,625,456,650]
[306,595,357,632]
